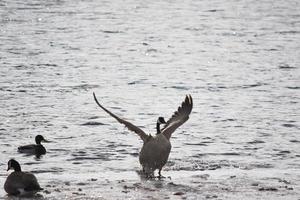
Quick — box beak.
[42,139,51,143]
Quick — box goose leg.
[158,168,165,179]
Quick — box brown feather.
[93,92,149,142]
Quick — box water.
[0,0,299,199]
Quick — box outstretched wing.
[161,95,193,140]
[93,92,149,142]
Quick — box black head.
[157,117,166,124]
[7,159,21,172]
[35,135,47,144]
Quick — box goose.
[18,135,49,156]
[93,93,193,177]
[4,159,43,196]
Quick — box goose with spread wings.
[93,93,193,177]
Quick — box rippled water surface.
[0,0,299,199]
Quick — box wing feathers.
[93,92,149,142]
[161,95,193,140]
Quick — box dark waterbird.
[4,159,43,196]
[18,135,49,156]
[93,92,193,177]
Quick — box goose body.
[18,144,46,155]
[18,135,48,155]
[139,133,171,175]
[93,93,193,177]
[4,159,43,196]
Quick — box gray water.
[0,0,299,199]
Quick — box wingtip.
[188,94,193,106]
[185,94,193,105]
[93,92,98,102]
[93,91,101,106]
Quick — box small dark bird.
[18,135,49,156]
[4,159,43,196]
[93,93,193,177]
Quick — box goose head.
[35,135,49,145]
[157,117,166,124]
[156,117,166,134]
[7,159,21,172]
